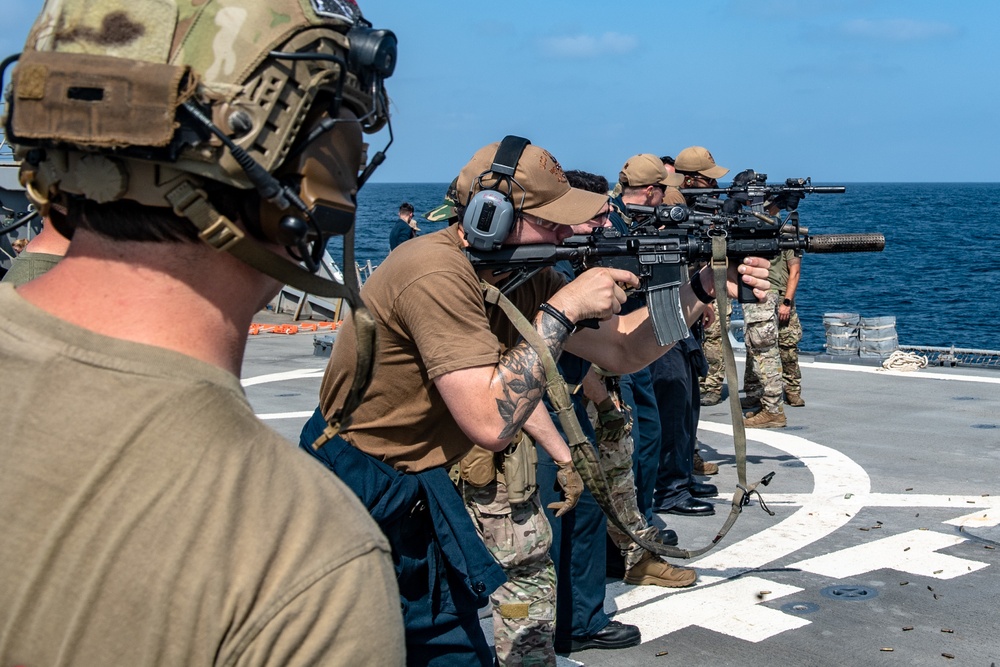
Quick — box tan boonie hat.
[674,146,730,179]
[618,153,683,188]
[424,177,460,222]
[457,142,606,226]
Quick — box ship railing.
[356,259,377,283]
[897,344,1000,369]
[272,251,348,322]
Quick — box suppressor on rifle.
[802,233,885,253]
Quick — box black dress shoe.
[658,528,678,546]
[554,620,641,653]
[659,497,715,516]
[691,482,718,498]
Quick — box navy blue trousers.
[537,441,610,641]
[299,409,497,667]
[650,339,706,508]
[619,366,661,522]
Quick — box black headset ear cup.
[463,189,516,250]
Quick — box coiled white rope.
[878,350,929,372]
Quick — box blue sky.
[4,1,998,183]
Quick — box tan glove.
[594,396,631,444]
[547,459,584,518]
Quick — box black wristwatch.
[782,298,793,307]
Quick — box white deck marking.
[240,368,325,387]
[606,422,995,646]
[806,361,1000,384]
[614,576,808,643]
[256,410,316,421]
[791,529,989,580]
[731,355,1000,384]
[605,424,869,619]
[751,492,1000,513]
[944,510,1000,528]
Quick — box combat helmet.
[1,0,395,298]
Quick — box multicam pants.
[588,397,660,570]
[699,300,731,396]
[778,303,803,395]
[461,479,556,667]
[742,292,783,413]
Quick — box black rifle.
[466,205,884,346]
[680,170,845,213]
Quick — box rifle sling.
[482,275,770,560]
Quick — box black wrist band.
[539,302,576,334]
[782,297,793,307]
[690,270,714,305]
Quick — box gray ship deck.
[242,321,1000,667]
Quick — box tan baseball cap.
[675,146,730,179]
[619,153,684,188]
[457,142,607,225]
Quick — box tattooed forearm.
[492,310,571,440]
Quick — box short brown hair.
[65,184,259,244]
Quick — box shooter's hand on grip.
[546,267,637,327]
[715,256,771,304]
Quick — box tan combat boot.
[624,552,697,588]
[693,450,719,475]
[744,408,787,429]
[785,392,805,407]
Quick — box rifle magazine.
[646,282,689,347]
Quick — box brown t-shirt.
[320,225,565,472]
[0,285,405,667]
[663,186,686,206]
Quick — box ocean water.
[329,182,1000,352]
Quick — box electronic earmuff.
[462,135,530,250]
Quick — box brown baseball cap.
[675,146,730,179]
[619,153,684,188]
[457,142,607,226]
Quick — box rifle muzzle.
[803,233,885,254]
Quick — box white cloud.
[539,32,639,59]
[839,19,960,42]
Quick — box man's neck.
[16,232,274,376]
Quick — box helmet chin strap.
[165,179,377,435]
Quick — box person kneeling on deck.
[300,136,773,665]
[0,1,403,665]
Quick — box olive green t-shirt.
[767,248,802,295]
[320,225,565,472]
[0,250,62,286]
[0,285,405,667]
